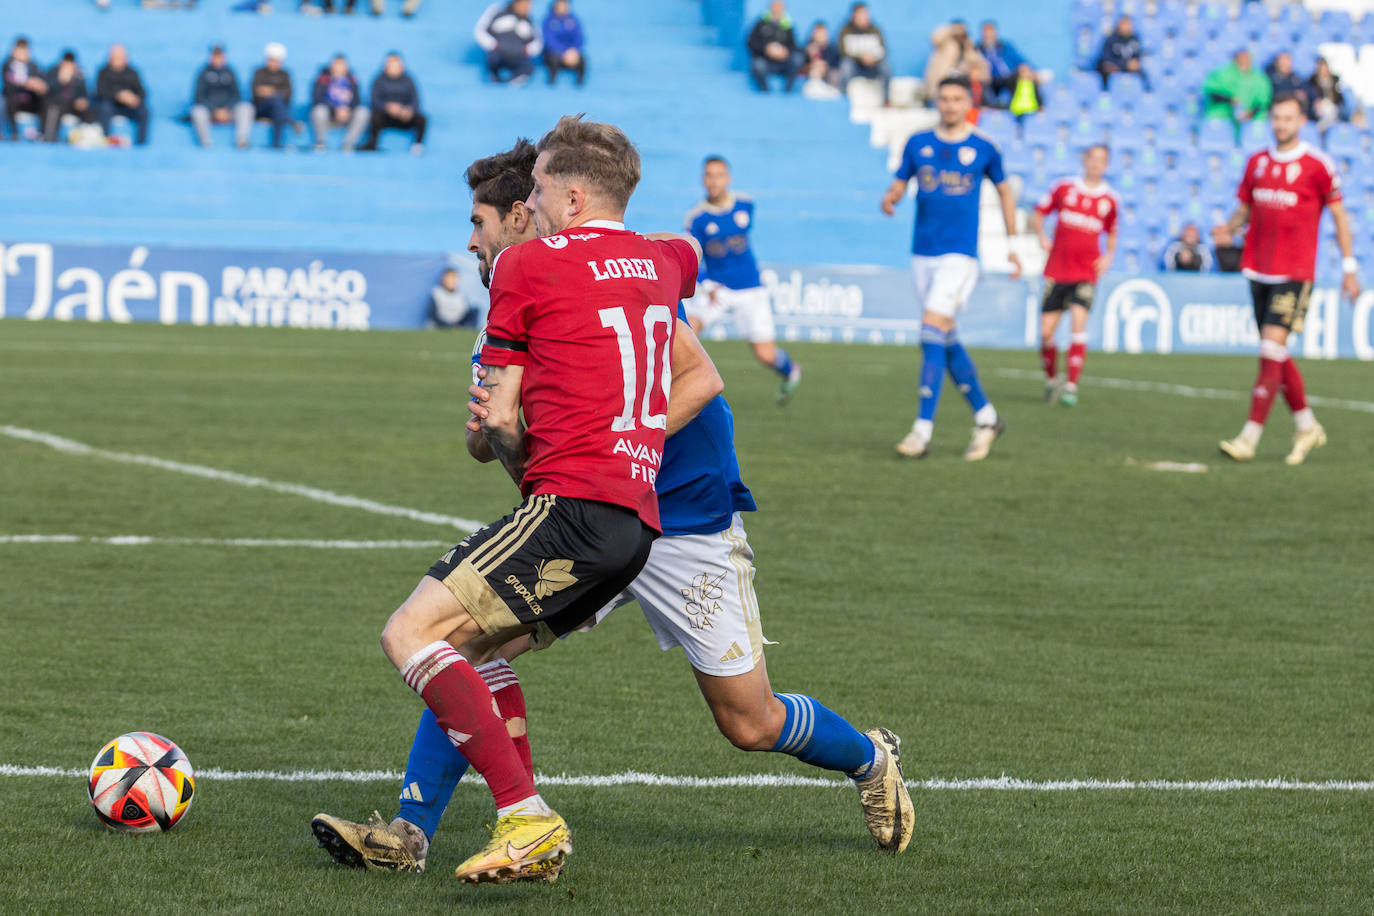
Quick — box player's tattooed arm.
[479,364,528,485]
[667,318,724,436]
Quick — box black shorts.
[427,494,656,641]
[1042,281,1096,313]
[1250,280,1312,335]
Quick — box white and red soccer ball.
[88,732,195,833]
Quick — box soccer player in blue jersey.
[685,156,803,403]
[311,140,912,880]
[881,76,1022,460]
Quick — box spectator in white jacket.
[475,0,542,84]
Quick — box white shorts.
[588,512,769,677]
[911,254,979,319]
[685,282,776,344]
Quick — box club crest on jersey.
[733,210,750,228]
[1254,156,1268,177]
[919,145,933,157]
[1097,197,1112,217]
[958,146,976,166]
[541,235,569,249]
[1065,190,1079,206]
[1286,162,1302,184]
[705,222,719,235]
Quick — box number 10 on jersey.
[599,305,673,432]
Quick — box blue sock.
[771,693,877,778]
[944,330,991,415]
[396,708,469,841]
[772,348,794,379]
[918,324,948,424]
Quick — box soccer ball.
[87,732,195,834]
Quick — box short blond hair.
[536,114,641,210]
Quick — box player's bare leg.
[379,578,571,883]
[1039,309,1064,402]
[1059,304,1091,407]
[692,656,914,852]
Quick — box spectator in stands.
[746,1,801,93]
[475,1,541,85]
[300,0,358,12]
[42,51,91,143]
[1307,57,1349,130]
[1210,225,1243,273]
[310,54,369,151]
[1095,16,1147,90]
[190,45,254,149]
[360,52,426,154]
[96,44,149,146]
[925,20,988,102]
[1265,52,1307,112]
[838,2,891,103]
[542,0,587,86]
[4,37,48,141]
[1162,224,1213,272]
[802,21,841,92]
[250,42,295,149]
[426,268,474,328]
[978,20,1035,107]
[367,0,422,14]
[1203,50,1271,126]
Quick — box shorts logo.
[541,235,569,249]
[533,558,578,599]
[1076,283,1095,300]
[958,146,976,166]
[682,572,726,630]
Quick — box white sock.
[1241,421,1264,443]
[852,740,886,781]
[973,404,998,427]
[497,794,552,819]
[913,419,933,442]
[1293,407,1317,432]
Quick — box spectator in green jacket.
[1203,50,1272,125]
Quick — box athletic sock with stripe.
[771,693,877,779]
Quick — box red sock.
[1067,339,1088,385]
[477,659,533,779]
[1040,342,1058,379]
[1248,357,1284,425]
[404,643,535,809]
[1281,357,1307,413]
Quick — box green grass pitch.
[1,320,1371,914]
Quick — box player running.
[354,117,701,885]
[1031,144,1119,407]
[881,76,1022,460]
[311,138,914,883]
[1214,93,1360,465]
[685,156,804,404]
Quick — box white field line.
[4,765,1371,791]
[0,426,482,533]
[0,535,449,549]
[991,368,1374,415]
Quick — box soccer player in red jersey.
[1032,144,1118,407]
[1214,93,1361,464]
[374,116,700,884]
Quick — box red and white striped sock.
[1067,333,1088,385]
[475,658,533,779]
[400,641,537,810]
[1247,341,1287,427]
[1040,341,1058,380]
[1281,355,1308,414]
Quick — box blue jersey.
[685,195,762,290]
[895,129,1005,258]
[472,313,755,537]
[656,303,756,534]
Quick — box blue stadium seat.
[1236,2,1272,40]
[1317,10,1354,44]
[1112,116,1147,150]
[1069,112,1103,147]
[1300,123,1323,147]
[1022,112,1061,149]
[1107,71,1146,104]
[1239,118,1269,149]
[1276,3,1312,36]
[979,109,1018,144]
[1154,113,1192,156]
[1074,25,1103,72]
[1133,93,1166,125]
[1326,123,1365,159]
[1070,69,1103,100]
[1198,118,1235,154]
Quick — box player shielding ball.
[361,116,700,885]
[1214,93,1361,465]
[685,156,803,404]
[881,76,1022,460]
[1031,145,1118,407]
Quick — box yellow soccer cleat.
[1285,423,1327,466]
[963,417,1006,461]
[455,810,571,885]
[1219,435,1257,461]
[311,811,427,873]
[895,430,929,458]
[856,727,915,852]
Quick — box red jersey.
[1237,143,1340,283]
[1035,178,1119,284]
[481,222,698,532]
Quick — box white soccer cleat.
[963,418,1005,461]
[895,430,929,458]
[1219,434,1257,462]
[1285,423,1326,466]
